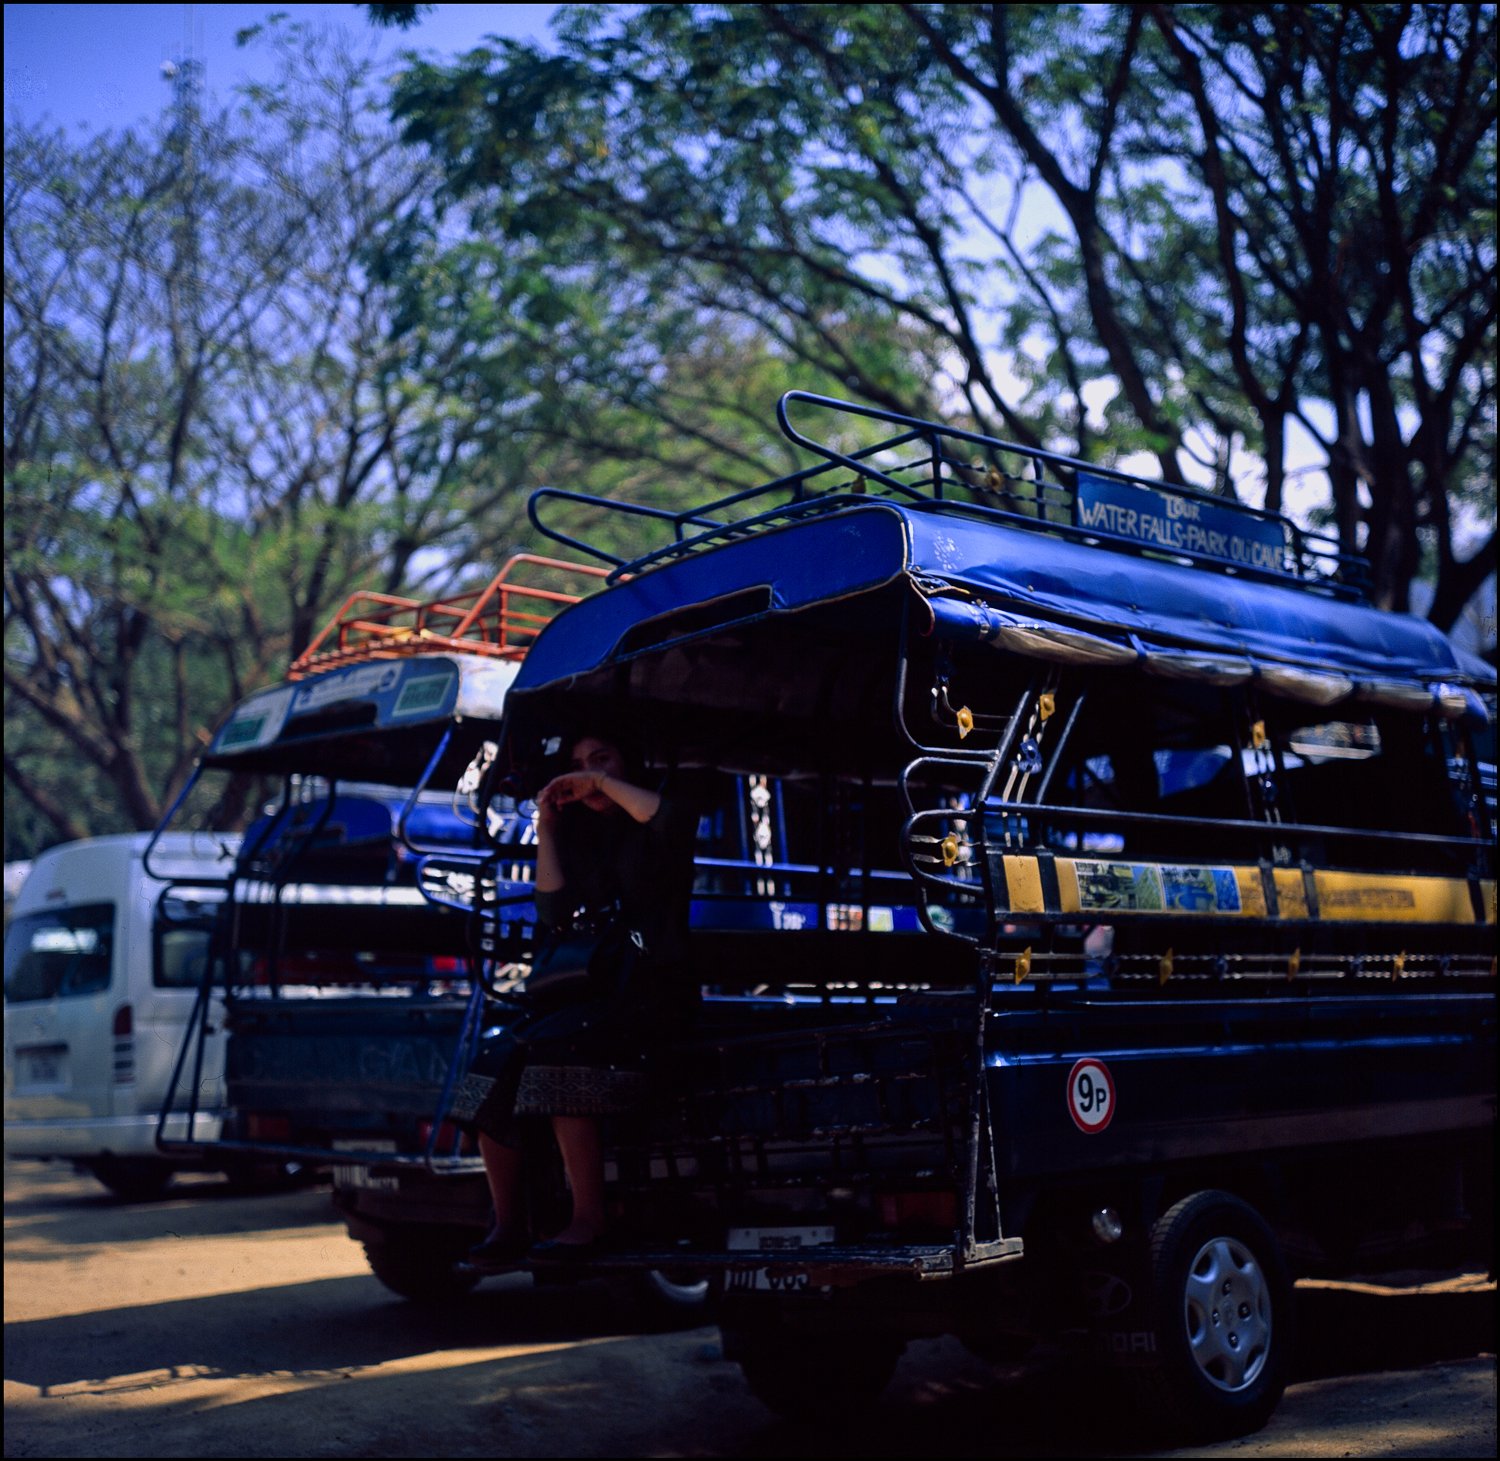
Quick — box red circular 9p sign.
[1067,1057,1115,1134]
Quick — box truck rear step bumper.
[506,1238,1024,1283]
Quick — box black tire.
[960,1333,1036,1364]
[90,1156,174,1202]
[727,1324,904,1419]
[222,1157,320,1194]
[363,1239,482,1303]
[1135,1190,1292,1441]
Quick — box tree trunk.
[1261,411,1285,519]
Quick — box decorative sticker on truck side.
[1055,859,1478,924]
[1074,858,1248,912]
[1162,865,1242,913]
[1072,861,1241,914]
[1067,1057,1115,1133]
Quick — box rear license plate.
[726,1225,834,1291]
[15,1044,67,1089]
[331,1139,399,1192]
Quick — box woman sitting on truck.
[465,729,698,1263]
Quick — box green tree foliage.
[386,3,1495,622]
[1149,5,1495,622]
[3,21,886,857]
[4,26,582,854]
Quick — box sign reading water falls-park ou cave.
[1075,470,1289,574]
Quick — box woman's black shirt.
[533,792,697,966]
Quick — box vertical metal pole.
[964,947,994,1262]
[267,778,338,993]
[397,726,455,850]
[817,772,831,931]
[1033,691,1086,807]
[426,971,487,1173]
[156,966,210,1151]
[735,775,751,894]
[859,771,872,933]
[773,778,789,896]
[975,681,1042,806]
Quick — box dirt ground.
[4,1159,1494,1458]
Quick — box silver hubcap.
[1183,1235,1271,1392]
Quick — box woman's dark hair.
[561,723,648,788]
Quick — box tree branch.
[3,752,90,843]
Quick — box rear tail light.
[113,1004,135,1084]
[246,1114,292,1141]
[878,1191,958,1229]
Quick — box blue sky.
[3,4,557,132]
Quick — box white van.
[4,833,239,1199]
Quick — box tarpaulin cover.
[512,504,1493,693]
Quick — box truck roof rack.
[287,554,609,680]
[529,393,1372,601]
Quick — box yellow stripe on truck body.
[1273,868,1309,920]
[1033,858,1483,924]
[1001,856,1046,915]
[1313,871,1477,924]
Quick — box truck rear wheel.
[1135,1190,1292,1440]
[611,1268,713,1325]
[362,1237,482,1303]
[90,1156,174,1202]
[726,1324,904,1418]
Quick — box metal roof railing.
[528,393,1372,601]
[287,554,609,679]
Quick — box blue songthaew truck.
[157,396,1494,1439]
[149,556,713,1314]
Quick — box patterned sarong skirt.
[448,992,659,1143]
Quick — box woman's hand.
[537,770,606,814]
[537,760,662,825]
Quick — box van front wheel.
[1135,1190,1292,1440]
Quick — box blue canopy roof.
[513,503,1493,696]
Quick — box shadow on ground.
[3,1272,642,1394]
[5,1272,1491,1457]
[1292,1281,1494,1381]
[5,1161,1492,1458]
[733,1284,1496,1458]
[4,1162,340,1250]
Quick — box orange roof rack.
[287,554,610,680]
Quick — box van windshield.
[4,904,116,1002]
